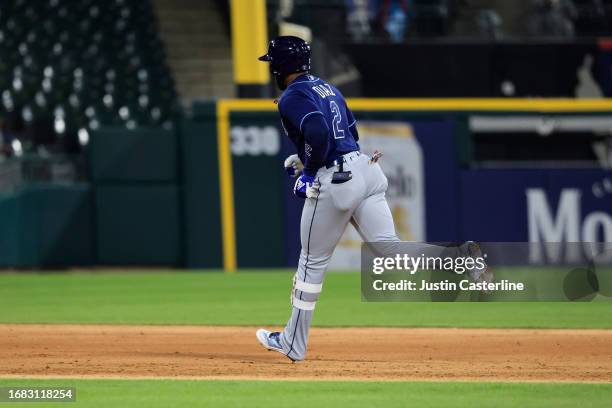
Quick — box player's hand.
[293,174,320,199]
[284,154,304,178]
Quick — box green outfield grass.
[0,270,610,328]
[0,379,610,408]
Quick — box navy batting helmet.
[258,36,311,90]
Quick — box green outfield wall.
[181,105,223,268]
[90,127,181,266]
[0,184,94,267]
[183,102,286,269]
[2,99,612,269]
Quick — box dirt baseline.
[1,325,611,383]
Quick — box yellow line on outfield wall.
[347,98,612,111]
[216,101,237,272]
[215,98,612,272]
[218,98,612,112]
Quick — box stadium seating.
[572,0,609,36]
[0,0,178,154]
[413,0,451,37]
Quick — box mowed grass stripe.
[0,271,611,328]
[0,379,610,408]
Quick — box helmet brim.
[258,54,272,62]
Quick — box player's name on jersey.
[311,84,336,98]
[371,279,525,292]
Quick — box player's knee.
[302,256,330,275]
[376,233,401,242]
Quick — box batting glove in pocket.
[294,175,320,199]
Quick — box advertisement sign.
[329,121,426,270]
[460,169,612,264]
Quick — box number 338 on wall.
[230,126,280,156]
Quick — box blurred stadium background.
[0,0,611,271]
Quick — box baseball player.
[255,36,491,362]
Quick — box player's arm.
[279,93,330,177]
[346,104,359,142]
[301,115,330,177]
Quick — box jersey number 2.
[329,101,345,139]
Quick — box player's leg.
[351,159,450,257]
[278,183,354,361]
[351,159,490,285]
[349,192,443,256]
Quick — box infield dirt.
[1,325,611,383]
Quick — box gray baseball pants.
[278,151,446,361]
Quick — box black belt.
[325,151,361,169]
